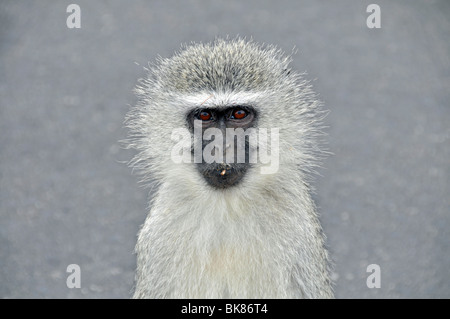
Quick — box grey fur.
[125,38,333,298]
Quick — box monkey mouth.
[197,162,248,189]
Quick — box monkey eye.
[197,110,212,121]
[230,109,247,120]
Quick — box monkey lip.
[197,163,248,189]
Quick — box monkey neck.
[146,168,326,275]
[153,167,315,224]
[135,167,331,298]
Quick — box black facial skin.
[186,106,257,189]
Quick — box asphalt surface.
[0,0,449,298]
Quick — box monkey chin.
[196,162,249,189]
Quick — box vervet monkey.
[125,39,333,298]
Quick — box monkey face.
[186,105,258,189]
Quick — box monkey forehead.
[153,39,295,93]
[171,91,266,109]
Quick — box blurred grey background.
[0,0,449,298]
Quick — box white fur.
[133,162,332,298]
[126,39,333,298]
